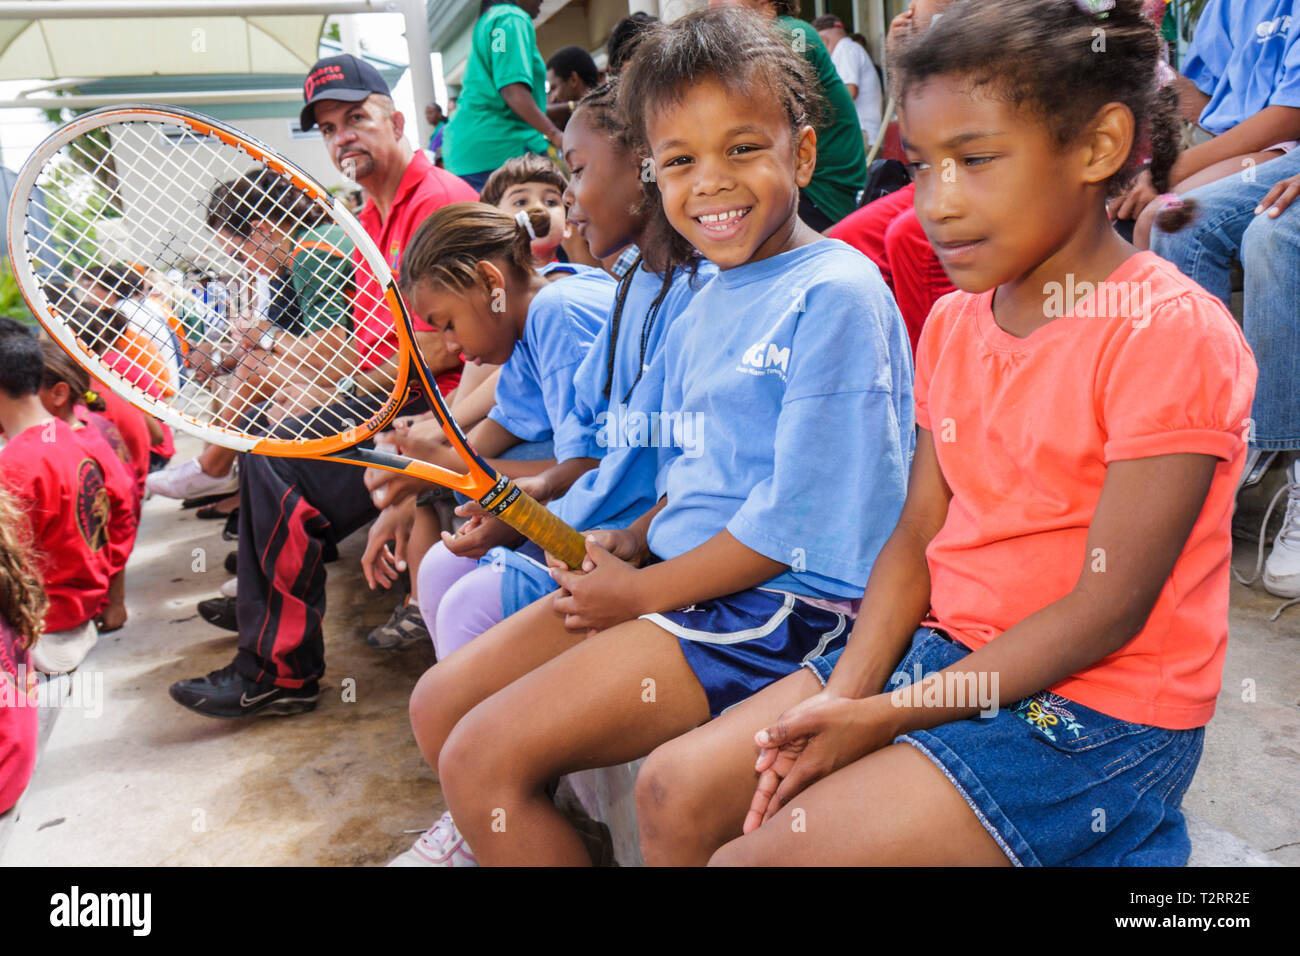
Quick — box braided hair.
[575,80,701,402]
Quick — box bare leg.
[637,666,822,866]
[439,620,711,865]
[710,742,1010,866]
[198,444,237,478]
[408,593,585,771]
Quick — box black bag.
[860,158,911,207]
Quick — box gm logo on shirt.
[1257,15,1292,41]
[739,341,790,381]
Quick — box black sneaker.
[366,600,430,650]
[169,662,319,718]
[224,550,238,575]
[180,491,234,510]
[197,596,238,632]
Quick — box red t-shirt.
[0,419,112,632]
[98,349,174,461]
[91,381,151,497]
[914,252,1257,729]
[0,614,37,815]
[71,410,140,575]
[150,421,175,461]
[354,150,475,394]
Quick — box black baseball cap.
[300,54,391,131]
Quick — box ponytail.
[40,338,97,408]
[399,201,550,294]
[1149,83,1199,233]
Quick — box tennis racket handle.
[494,488,588,570]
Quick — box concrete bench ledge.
[559,761,1278,867]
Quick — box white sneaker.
[29,619,99,674]
[387,811,478,867]
[145,458,239,500]
[219,577,238,598]
[1263,461,1300,598]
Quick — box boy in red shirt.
[39,340,140,632]
[0,324,111,673]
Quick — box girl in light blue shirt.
[398,9,913,867]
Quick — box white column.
[402,0,437,148]
[339,13,362,55]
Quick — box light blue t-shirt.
[549,260,716,532]
[487,267,615,443]
[1182,0,1300,135]
[647,239,915,602]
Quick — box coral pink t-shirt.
[915,251,1257,729]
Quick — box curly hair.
[0,486,47,649]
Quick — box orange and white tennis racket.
[6,105,587,568]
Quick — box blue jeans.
[814,628,1205,866]
[1150,149,1300,450]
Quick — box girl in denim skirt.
[636,0,1258,867]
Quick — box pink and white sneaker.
[387,811,478,867]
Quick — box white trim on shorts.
[800,612,847,664]
[640,591,797,645]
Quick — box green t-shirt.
[780,16,867,224]
[444,4,549,175]
[289,221,355,335]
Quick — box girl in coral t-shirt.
[638,0,1258,868]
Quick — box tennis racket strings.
[16,115,399,448]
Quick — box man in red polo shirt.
[170,55,477,719]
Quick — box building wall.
[536,0,631,56]
[226,117,352,193]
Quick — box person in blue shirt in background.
[1112,0,1300,247]
[401,6,914,866]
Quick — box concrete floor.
[1,438,442,866]
[1,436,1297,866]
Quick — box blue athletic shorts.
[643,588,850,718]
[807,627,1205,866]
[480,541,557,618]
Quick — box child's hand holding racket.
[439,476,542,559]
[440,509,522,560]
[548,533,645,634]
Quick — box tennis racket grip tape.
[490,485,588,570]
